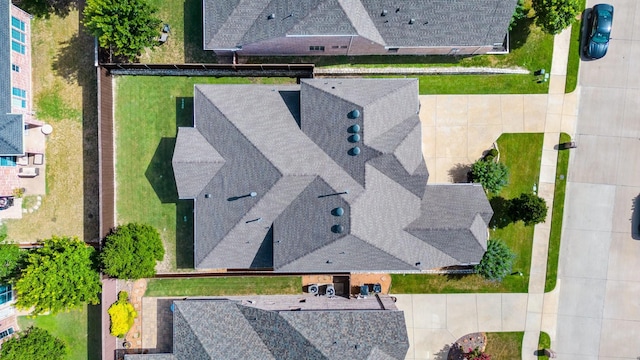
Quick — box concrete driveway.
[554,0,640,358]
[420,93,577,183]
[395,294,529,359]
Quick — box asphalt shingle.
[174,79,493,272]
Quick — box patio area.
[0,125,49,220]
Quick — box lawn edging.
[545,133,571,292]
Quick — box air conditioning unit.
[308,284,319,295]
[326,284,335,297]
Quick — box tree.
[509,0,528,30]
[83,0,161,61]
[0,241,23,283]
[510,192,548,226]
[470,159,509,193]
[14,236,101,315]
[108,291,137,337]
[533,0,581,35]
[101,223,164,279]
[476,239,515,281]
[0,326,66,360]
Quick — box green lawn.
[566,0,587,93]
[391,133,544,294]
[485,332,524,359]
[545,133,571,292]
[490,133,544,292]
[145,276,302,296]
[115,76,295,271]
[18,305,101,360]
[538,332,551,359]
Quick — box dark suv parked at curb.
[584,4,614,59]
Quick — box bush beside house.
[108,291,137,338]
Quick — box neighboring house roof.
[125,300,409,360]
[172,79,493,272]
[0,0,23,156]
[203,0,518,50]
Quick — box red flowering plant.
[464,347,491,360]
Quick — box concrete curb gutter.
[315,66,530,76]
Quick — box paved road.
[554,0,640,358]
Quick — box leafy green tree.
[0,326,66,360]
[0,241,23,283]
[509,0,528,30]
[476,239,516,281]
[470,159,509,193]
[14,236,101,315]
[101,223,164,279]
[510,192,548,226]
[533,0,581,35]
[83,0,161,61]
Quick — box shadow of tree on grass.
[14,0,77,18]
[489,196,513,229]
[509,17,533,51]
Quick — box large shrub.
[101,223,165,279]
[470,159,509,194]
[108,291,138,338]
[510,192,548,226]
[533,0,581,35]
[0,326,66,360]
[476,239,516,281]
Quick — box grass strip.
[485,332,524,359]
[545,133,571,292]
[538,332,551,359]
[565,0,587,93]
[145,276,302,297]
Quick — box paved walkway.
[400,26,577,359]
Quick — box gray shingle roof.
[174,79,493,272]
[126,300,409,360]
[203,0,517,50]
[0,1,24,156]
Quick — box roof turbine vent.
[348,124,361,133]
[348,109,360,119]
[348,134,361,143]
[332,207,345,216]
[331,224,344,233]
[348,147,361,156]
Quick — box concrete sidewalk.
[402,26,577,359]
